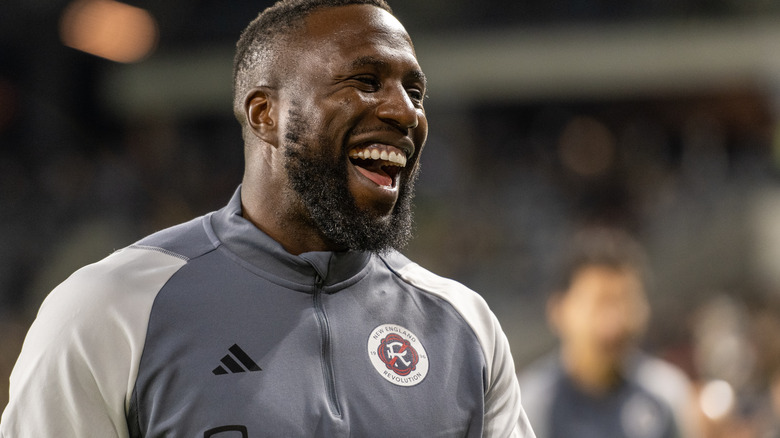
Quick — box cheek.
[322,96,368,137]
[559,300,594,339]
[415,112,428,142]
[336,89,375,112]
[407,114,428,168]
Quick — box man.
[517,228,698,438]
[0,0,535,436]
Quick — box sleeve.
[395,262,537,438]
[0,248,186,438]
[481,310,537,438]
[633,354,703,438]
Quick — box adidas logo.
[212,344,262,375]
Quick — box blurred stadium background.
[4,0,780,433]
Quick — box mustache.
[348,125,402,136]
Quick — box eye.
[351,75,380,91]
[407,88,424,105]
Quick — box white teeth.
[388,153,406,166]
[349,147,408,167]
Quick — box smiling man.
[236,1,427,255]
[1,1,535,437]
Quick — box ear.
[244,86,279,146]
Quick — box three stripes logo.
[212,344,262,375]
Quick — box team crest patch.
[367,324,429,386]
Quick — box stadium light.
[60,0,158,63]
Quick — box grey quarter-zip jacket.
[1,187,535,438]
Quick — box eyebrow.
[349,55,427,88]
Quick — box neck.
[240,175,340,256]
[560,345,622,395]
[242,211,334,255]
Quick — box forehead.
[294,4,420,72]
[568,265,643,300]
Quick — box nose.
[376,84,419,131]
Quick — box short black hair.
[232,0,393,122]
[552,227,649,294]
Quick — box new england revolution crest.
[367,324,429,386]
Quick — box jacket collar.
[208,186,373,291]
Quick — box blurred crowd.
[4,2,780,435]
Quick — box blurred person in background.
[518,227,699,438]
[0,0,535,436]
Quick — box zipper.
[313,275,342,417]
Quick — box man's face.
[275,5,428,252]
[551,265,649,364]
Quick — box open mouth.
[348,145,407,188]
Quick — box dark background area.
[4,0,780,430]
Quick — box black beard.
[282,110,417,253]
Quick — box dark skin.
[239,4,428,255]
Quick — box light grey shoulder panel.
[133,215,218,261]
